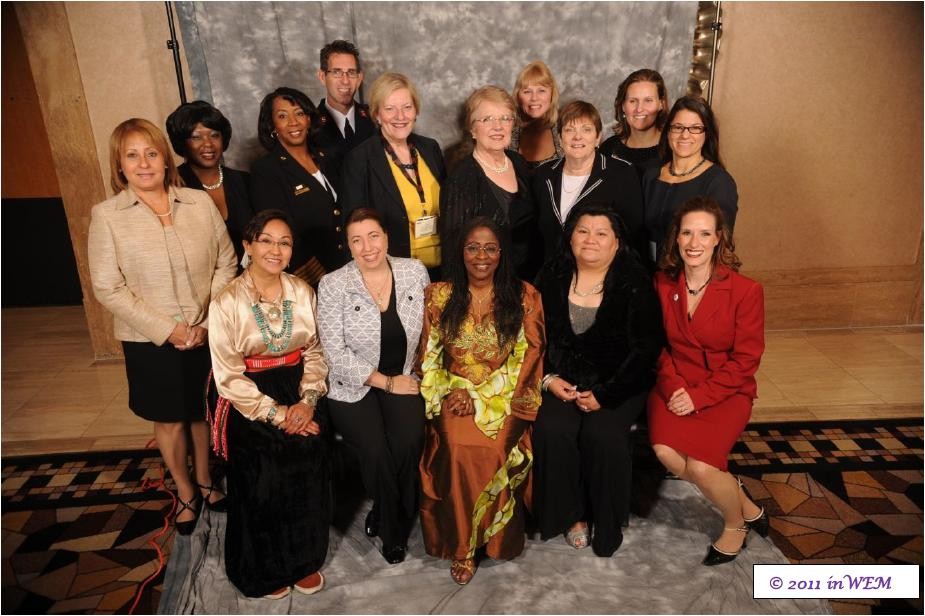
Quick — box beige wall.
[712,2,923,328]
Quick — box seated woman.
[341,73,445,280]
[533,100,644,266]
[166,100,254,267]
[209,210,331,598]
[599,69,669,184]
[439,86,540,281]
[250,87,347,285]
[533,203,663,557]
[317,208,430,565]
[417,217,544,585]
[510,60,564,168]
[647,197,768,566]
[88,118,236,534]
[643,95,738,266]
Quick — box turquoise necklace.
[251,299,294,353]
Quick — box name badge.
[415,215,437,238]
[294,184,310,196]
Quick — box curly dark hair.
[165,100,232,158]
[440,217,524,349]
[658,95,723,167]
[256,87,318,151]
[658,197,741,279]
[242,209,295,244]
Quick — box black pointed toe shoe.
[744,507,770,537]
[702,526,748,566]
[382,544,406,565]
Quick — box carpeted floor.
[2,418,921,614]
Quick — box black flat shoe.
[702,526,748,566]
[175,494,202,536]
[382,544,406,564]
[364,506,379,538]
[198,483,227,513]
[744,507,769,537]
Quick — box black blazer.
[341,132,446,259]
[532,151,645,267]
[535,255,664,409]
[313,99,376,155]
[439,151,540,280]
[249,141,348,276]
[178,163,253,267]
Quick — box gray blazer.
[317,256,429,402]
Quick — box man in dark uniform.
[314,40,375,154]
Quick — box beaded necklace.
[251,299,295,353]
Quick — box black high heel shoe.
[198,483,227,513]
[737,477,770,537]
[702,526,749,566]
[175,494,202,536]
[382,544,406,564]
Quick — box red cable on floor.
[128,441,176,614]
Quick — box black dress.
[225,364,331,597]
[642,163,738,266]
[532,255,664,557]
[439,152,540,281]
[250,142,348,283]
[178,163,253,266]
[599,136,661,185]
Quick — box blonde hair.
[512,60,560,127]
[108,118,180,193]
[368,72,421,121]
[464,85,517,128]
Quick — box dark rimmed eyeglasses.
[325,68,360,79]
[668,124,706,135]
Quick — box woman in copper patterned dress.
[417,216,545,585]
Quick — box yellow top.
[387,155,441,268]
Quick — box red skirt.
[647,391,752,471]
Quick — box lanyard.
[381,134,426,205]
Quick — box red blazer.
[653,266,765,411]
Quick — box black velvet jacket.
[534,255,665,408]
[178,163,253,266]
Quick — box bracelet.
[385,376,393,394]
[541,373,559,391]
[300,390,321,408]
[266,406,278,424]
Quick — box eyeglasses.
[668,124,706,135]
[255,237,293,250]
[473,115,515,125]
[464,243,501,256]
[325,68,360,79]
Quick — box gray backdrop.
[175,1,698,170]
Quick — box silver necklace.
[362,270,391,310]
[572,275,604,297]
[201,165,224,190]
[251,273,283,321]
[473,151,510,174]
[669,157,706,177]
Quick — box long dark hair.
[554,203,644,288]
[658,95,723,167]
[440,217,524,349]
[659,197,740,279]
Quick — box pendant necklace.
[685,273,712,296]
[252,275,284,321]
[362,269,392,310]
[470,285,494,313]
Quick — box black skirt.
[122,341,210,423]
[224,363,332,597]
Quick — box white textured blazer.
[317,256,430,402]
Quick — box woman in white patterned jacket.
[317,208,430,565]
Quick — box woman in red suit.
[648,196,768,566]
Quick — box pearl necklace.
[669,157,707,177]
[201,165,224,190]
[473,151,510,174]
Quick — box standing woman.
[341,73,445,280]
[533,100,645,265]
[648,197,767,566]
[599,69,669,183]
[533,203,664,557]
[166,100,254,267]
[88,118,236,533]
[250,87,347,285]
[510,60,564,168]
[417,217,545,585]
[440,86,540,281]
[317,208,430,565]
[643,95,738,265]
[209,209,331,598]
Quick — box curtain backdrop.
[175,1,698,170]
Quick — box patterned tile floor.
[2,419,922,614]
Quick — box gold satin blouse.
[208,271,328,425]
